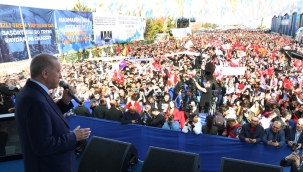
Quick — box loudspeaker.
[220,157,283,172]
[78,136,138,172]
[141,146,201,172]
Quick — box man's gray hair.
[30,53,58,78]
[273,121,282,127]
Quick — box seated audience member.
[125,95,142,114]
[213,105,229,136]
[294,104,303,119]
[121,106,141,125]
[223,118,242,138]
[90,91,100,114]
[149,108,165,128]
[280,151,303,172]
[259,111,277,129]
[262,121,285,147]
[105,100,123,122]
[73,97,91,117]
[202,115,218,135]
[286,118,303,151]
[182,113,202,135]
[239,117,264,144]
[162,101,180,130]
[0,94,9,114]
[93,98,107,119]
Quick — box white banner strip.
[221,67,246,76]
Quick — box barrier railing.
[66,116,291,172]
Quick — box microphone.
[59,81,81,104]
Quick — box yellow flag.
[122,47,126,56]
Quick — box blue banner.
[0,4,29,63]
[20,7,58,57]
[55,10,93,53]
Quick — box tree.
[72,0,96,12]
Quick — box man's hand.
[131,120,137,124]
[73,126,91,141]
[251,139,257,143]
[298,143,302,149]
[62,85,77,105]
[288,141,294,147]
[245,138,251,143]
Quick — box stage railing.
[66,116,291,172]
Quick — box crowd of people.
[2,29,303,170]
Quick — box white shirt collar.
[30,78,49,94]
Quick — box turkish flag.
[230,59,239,67]
[267,67,275,76]
[283,78,293,89]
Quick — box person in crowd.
[223,118,242,138]
[121,106,141,125]
[259,111,277,129]
[236,102,255,125]
[193,78,212,113]
[239,117,264,144]
[93,98,107,119]
[0,124,8,156]
[158,93,171,113]
[162,101,181,130]
[140,103,152,126]
[182,113,202,135]
[73,97,91,117]
[280,151,303,172]
[286,118,303,151]
[90,91,100,115]
[294,104,303,119]
[213,105,229,136]
[262,121,286,147]
[202,115,218,135]
[184,100,199,118]
[0,94,9,114]
[125,95,142,113]
[149,108,165,128]
[105,100,123,122]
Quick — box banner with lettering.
[55,10,93,53]
[20,7,58,57]
[93,13,145,46]
[0,4,28,63]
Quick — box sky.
[0,0,80,10]
[0,0,272,27]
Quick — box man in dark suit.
[239,117,264,144]
[149,108,165,128]
[0,124,8,156]
[15,53,91,172]
[121,106,141,125]
[105,100,123,122]
[286,118,303,151]
[73,97,91,117]
[94,98,107,119]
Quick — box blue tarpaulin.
[67,116,291,172]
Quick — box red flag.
[283,78,293,89]
[267,67,275,76]
[230,59,239,67]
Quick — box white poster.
[93,13,145,46]
[221,67,246,75]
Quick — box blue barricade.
[66,116,291,172]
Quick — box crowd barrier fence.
[66,116,292,172]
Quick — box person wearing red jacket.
[162,101,181,130]
[125,95,142,114]
[223,118,242,139]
